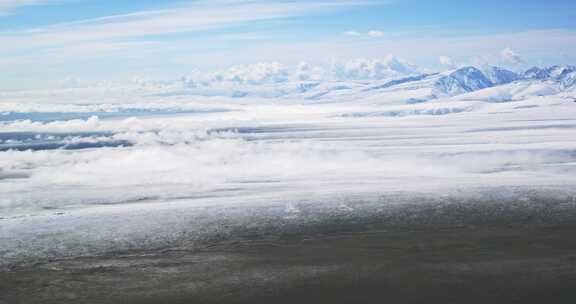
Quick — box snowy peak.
[523,65,576,87]
[481,66,520,85]
[523,65,576,80]
[523,66,549,80]
[434,67,493,95]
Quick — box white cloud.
[439,55,455,68]
[248,30,575,69]
[0,0,374,88]
[367,30,384,38]
[3,25,576,90]
[295,61,325,81]
[343,30,362,36]
[500,47,524,65]
[200,57,420,83]
[342,30,385,38]
[333,56,420,80]
[213,62,290,84]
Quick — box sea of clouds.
[1,56,576,217]
[1,94,575,216]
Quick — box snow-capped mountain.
[291,66,519,104]
[433,67,493,95]
[523,65,576,88]
[296,65,576,103]
[13,64,575,105]
[481,66,520,85]
[448,65,576,103]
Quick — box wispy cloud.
[0,0,375,88]
[215,29,576,68]
[367,30,384,37]
[2,0,370,48]
[0,0,58,15]
[343,30,362,36]
[2,1,576,89]
[342,29,385,38]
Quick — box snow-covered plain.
[1,64,576,265]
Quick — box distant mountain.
[523,65,576,88]
[434,67,494,95]
[295,67,505,104]
[523,67,551,80]
[71,64,575,104]
[482,66,520,85]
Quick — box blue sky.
[1,0,576,89]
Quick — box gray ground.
[2,187,576,303]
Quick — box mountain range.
[276,65,576,105]
[14,64,574,107]
[149,64,576,104]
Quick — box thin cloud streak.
[0,0,372,48]
[0,0,58,15]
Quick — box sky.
[1,0,576,90]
